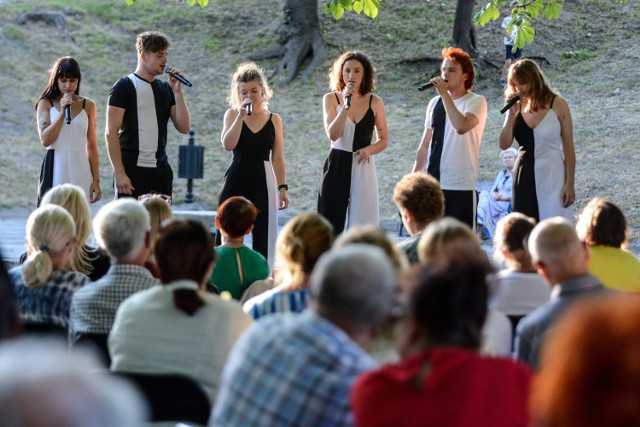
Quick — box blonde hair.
[418,218,487,265]
[274,213,333,288]
[226,62,272,110]
[22,205,76,288]
[334,225,409,272]
[41,184,93,275]
[140,195,173,246]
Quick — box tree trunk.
[247,0,326,85]
[451,0,479,59]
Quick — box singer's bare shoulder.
[323,91,341,105]
[36,98,53,112]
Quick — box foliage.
[125,0,209,6]
[324,0,381,20]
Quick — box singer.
[218,62,288,266]
[499,58,575,222]
[412,47,487,230]
[317,51,389,236]
[106,31,191,199]
[35,56,101,206]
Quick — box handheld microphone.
[345,82,355,110]
[500,93,524,114]
[417,79,448,91]
[246,102,253,116]
[164,67,193,87]
[65,104,71,124]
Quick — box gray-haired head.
[310,244,396,334]
[93,199,150,263]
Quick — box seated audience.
[210,196,269,299]
[211,245,396,426]
[0,248,20,340]
[477,148,516,239]
[335,225,409,273]
[243,212,333,319]
[10,205,90,332]
[392,172,444,264]
[490,213,550,333]
[109,219,252,405]
[0,338,145,427]
[576,197,640,292]
[351,258,532,427]
[69,199,159,347]
[139,193,174,278]
[418,218,513,356]
[531,295,640,427]
[515,217,608,370]
[21,184,110,281]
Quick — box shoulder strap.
[550,95,557,108]
[82,99,86,109]
[369,94,373,107]
[269,112,273,120]
[49,99,54,107]
[334,92,340,105]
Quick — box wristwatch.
[278,184,288,191]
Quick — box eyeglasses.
[138,193,172,205]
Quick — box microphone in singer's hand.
[417,80,448,91]
[65,104,71,124]
[345,82,355,110]
[164,67,193,87]
[246,102,253,116]
[500,93,524,114]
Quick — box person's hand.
[166,67,184,92]
[89,181,101,203]
[60,93,74,109]
[354,148,371,165]
[341,83,356,108]
[278,190,289,210]
[430,77,448,96]
[505,92,523,115]
[562,183,575,208]
[239,97,252,116]
[491,192,501,201]
[114,171,134,195]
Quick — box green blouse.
[210,246,270,299]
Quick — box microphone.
[164,67,193,87]
[65,104,71,124]
[345,82,355,110]
[246,102,253,116]
[417,80,448,91]
[500,93,524,114]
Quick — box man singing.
[106,31,191,199]
[412,47,487,229]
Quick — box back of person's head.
[528,217,586,279]
[310,244,396,334]
[418,217,487,266]
[217,196,258,239]
[0,338,145,427]
[493,212,536,265]
[22,205,76,288]
[155,219,216,316]
[393,172,444,227]
[531,295,640,427]
[275,212,333,286]
[139,195,173,245]
[41,184,93,275]
[410,257,494,350]
[576,197,628,249]
[93,199,150,263]
[334,225,409,272]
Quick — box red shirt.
[351,347,532,427]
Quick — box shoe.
[500,78,507,86]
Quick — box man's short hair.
[393,172,444,225]
[136,31,171,54]
[528,217,582,268]
[94,199,150,262]
[310,244,395,331]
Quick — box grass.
[0,0,639,252]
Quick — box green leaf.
[363,0,379,18]
[125,0,135,4]
[354,0,363,14]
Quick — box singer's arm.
[555,96,576,207]
[499,110,518,150]
[354,95,388,165]
[169,88,190,134]
[412,127,433,173]
[36,98,66,147]
[439,91,480,135]
[221,109,245,151]
[105,105,133,195]
[84,99,101,202]
[270,113,289,209]
[324,92,349,141]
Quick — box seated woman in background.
[109,219,252,405]
[477,148,517,240]
[210,196,270,299]
[490,213,550,335]
[10,205,91,333]
[576,197,640,292]
[139,194,174,278]
[243,212,333,319]
[351,257,532,427]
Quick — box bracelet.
[278,184,288,191]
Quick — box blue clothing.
[10,267,90,329]
[243,288,309,320]
[211,310,376,427]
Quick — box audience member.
[490,213,550,334]
[211,245,396,426]
[69,199,158,348]
[418,218,513,356]
[531,295,640,427]
[243,212,333,319]
[10,205,90,333]
[351,258,532,427]
[0,248,20,340]
[0,338,145,427]
[109,219,252,405]
[335,225,409,273]
[392,172,444,264]
[576,197,640,292]
[477,147,516,239]
[210,196,269,299]
[139,193,173,277]
[515,217,608,370]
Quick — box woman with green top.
[210,196,270,299]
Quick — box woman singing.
[35,57,101,206]
[317,51,388,235]
[218,62,288,267]
[499,58,575,222]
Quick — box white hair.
[93,199,150,262]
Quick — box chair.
[112,372,211,426]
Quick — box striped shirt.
[243,288,309,320]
